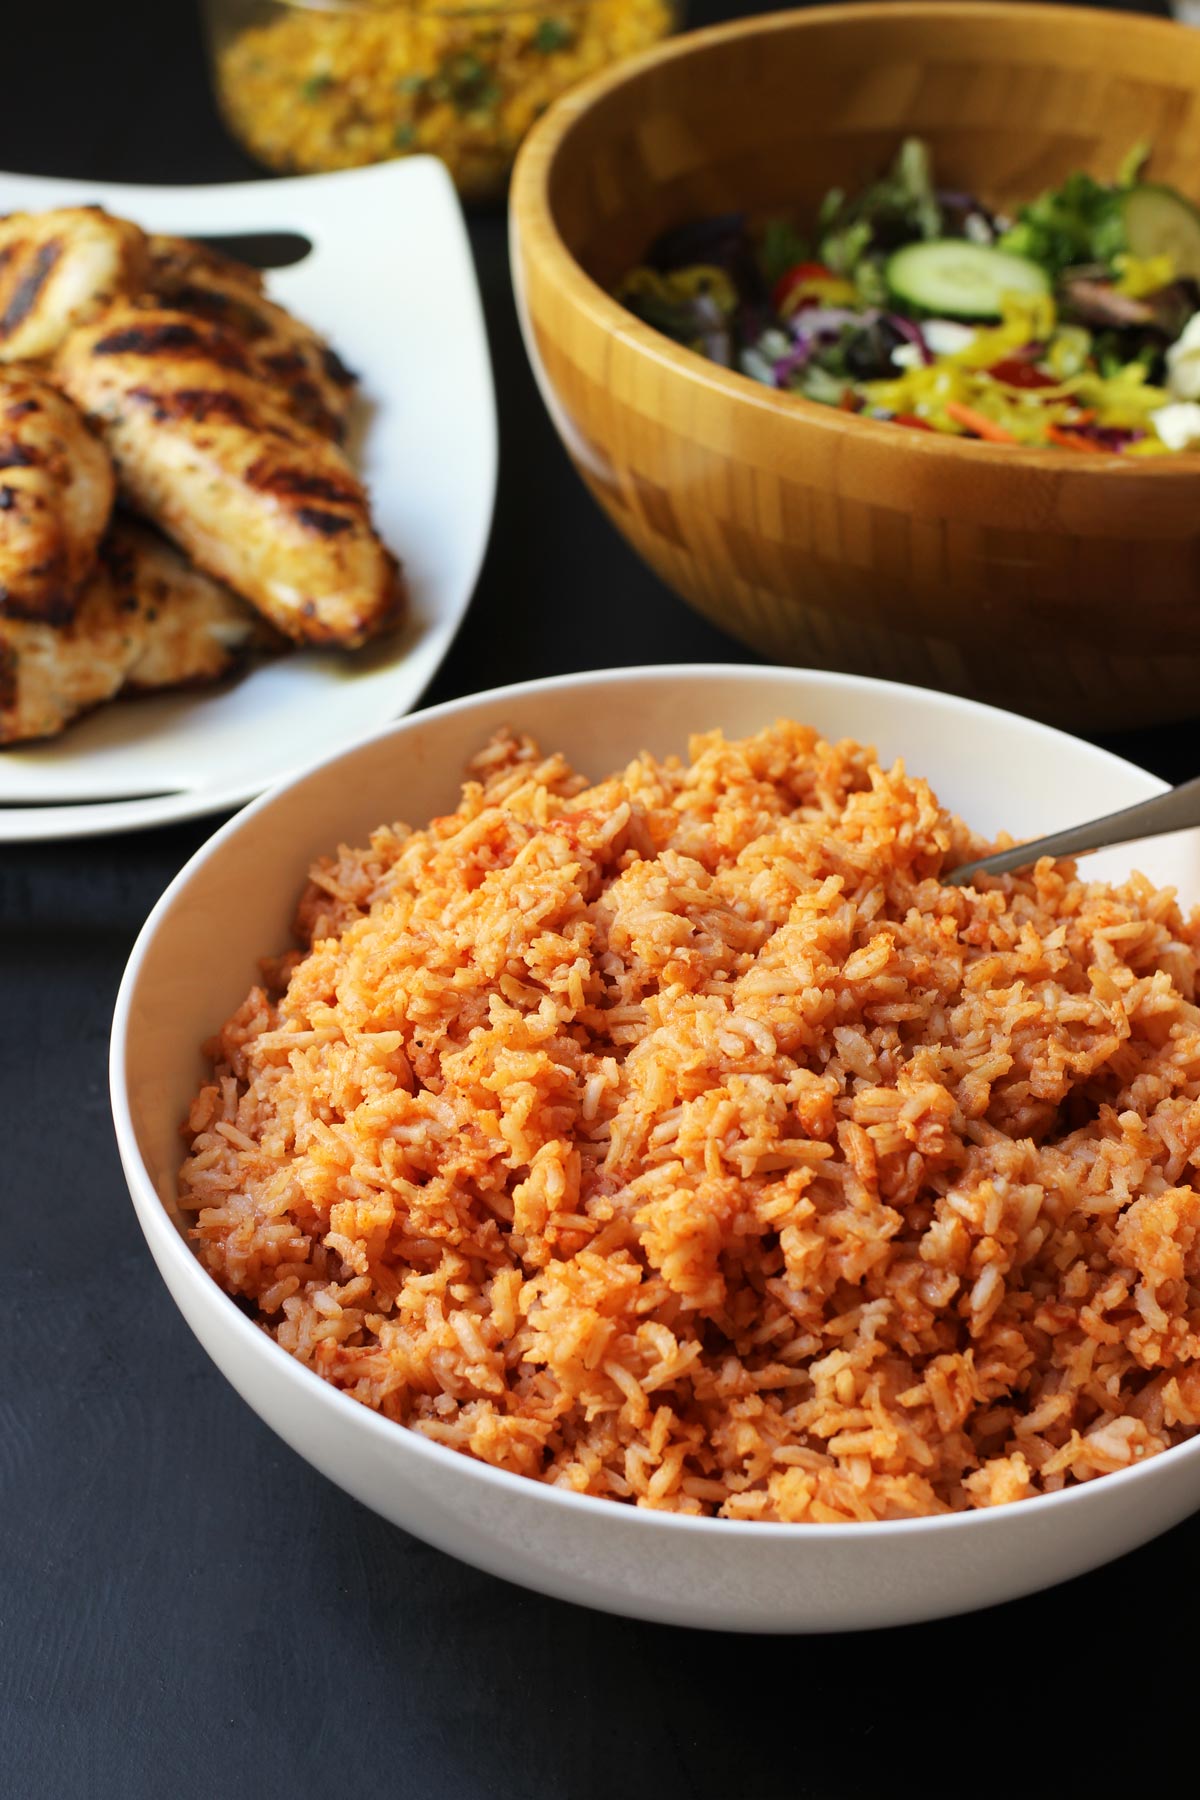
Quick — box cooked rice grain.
[180,723,1200,1520]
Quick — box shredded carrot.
[1046,424,1106,452]
[944,401,1018,444]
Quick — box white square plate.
[0,158,496,841]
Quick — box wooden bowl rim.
[510,0,1200,479]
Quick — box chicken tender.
[108,518,274,690]
[0,517,262,745]
[0,365,114,622]
[0,206,148,361]
[147,234,267,297]
[56,305,404,648]
[145,235,357,441]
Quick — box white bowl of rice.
[111,663,1200,1632]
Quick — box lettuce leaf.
[1000,172,1127,277]
[759,218,810,286]
[816,137,942,277]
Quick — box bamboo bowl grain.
[509,1,1200,731]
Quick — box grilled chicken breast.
[108,517,273,690]
[0,517,264,745]
[0,206,148,361]
[148,234,267,297]
[0,365,114,622]
[56,304,404,648]
[145,235,357,441]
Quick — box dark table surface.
[3,2,1197,1794]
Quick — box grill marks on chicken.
[57,304,404,648]
[144,236,357,441]
[0,517,264,744]
[107,517,270,691]
[0,207,148,361]
[0,366,115,623]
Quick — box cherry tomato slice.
[893,412,933,430]
[772,261,837,313]
[988,358,1058,390]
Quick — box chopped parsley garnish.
[430,52,500,114]
[534,17,575,53]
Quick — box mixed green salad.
[616,142,1200,453]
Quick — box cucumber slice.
[1121,183,1200,280]
[885,240,1050,320]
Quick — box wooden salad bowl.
[510,1,1200,730]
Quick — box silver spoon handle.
[945,773,1200,886]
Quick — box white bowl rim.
[110,659,1200,1542]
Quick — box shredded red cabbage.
[787,305,862,339]
[1070,423,1145,451]
[886,313,932,364]
[771,307,863,386]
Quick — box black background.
[3,2,1195,1795]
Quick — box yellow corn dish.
[214,0,676,199]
